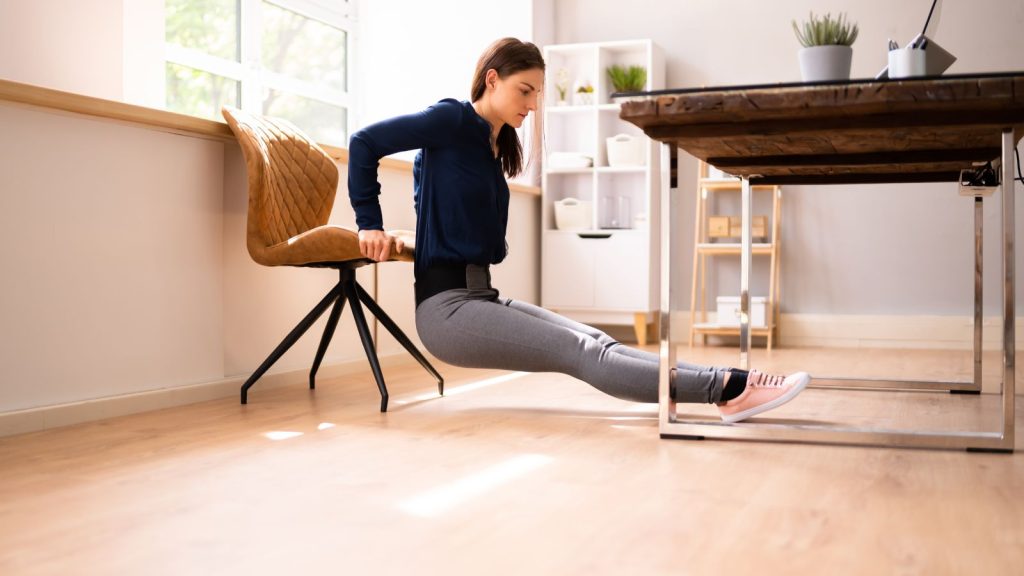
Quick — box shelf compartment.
[700,178,778,191]
[695,243,773,255]
[545,44,597,109]
[691,323,774,336]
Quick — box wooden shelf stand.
[689,161,782,348]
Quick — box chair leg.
[241,283,342,405]
[309,290,347,390]
[355,282,445,396]
[342,280,389,412]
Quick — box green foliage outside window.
[164,0,348,145]
[165,62,239,120]
[165,0,239,60]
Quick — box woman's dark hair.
[470,37,545,178]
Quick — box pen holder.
[888,47,927,78]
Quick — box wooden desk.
[620,72,1024,451]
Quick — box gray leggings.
[415,280,727,405]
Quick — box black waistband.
[415,263,493,307]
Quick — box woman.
[347,37,809,423]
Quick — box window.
[164,0,352,146]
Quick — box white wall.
[0,104,223,411]
[554,0,1024,316]
[0,0,124,100]
[353,0,534,146]
[122,0,165,107]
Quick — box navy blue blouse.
[347,98,510,274]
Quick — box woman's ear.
[486,68,498,90]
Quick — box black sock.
[720,369,748,402]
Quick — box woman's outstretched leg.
[416,289,810,420]
[416,289,722,404]
[497,297,814,416]
[499,296,728,374]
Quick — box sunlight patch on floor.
[263,430,304,441]
[394,371,531,404]
[397,454,553,518]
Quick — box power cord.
[1017,145,1024,184]
[921,0,938,37]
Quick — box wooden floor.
[1,346,1022,575]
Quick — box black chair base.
[240,263,444,412]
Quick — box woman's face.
[488,68,544,129]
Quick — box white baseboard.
[0,353,419,438]
[671,311,1024,351]
[778,313,1024,350]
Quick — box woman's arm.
[347,98,463,232]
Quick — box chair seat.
[253,225,416,267]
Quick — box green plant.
[555,68,570,101]
[606,64,647,92]
[791,12,859,47]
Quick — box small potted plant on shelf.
[554,68,570,106]
[573,82,595,106]
[792,11,858,82]
[606,64,647,102]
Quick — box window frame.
[164,0,355,143]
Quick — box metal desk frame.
[657,130,1016,452]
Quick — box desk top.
[619,72,1024,184]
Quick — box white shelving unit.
[540,40,665,345]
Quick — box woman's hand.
[358,229,405,262]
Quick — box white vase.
[573,92,594,106]
[798,45,852,82]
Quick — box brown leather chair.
[222,105,442,411]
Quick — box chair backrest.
[221,106,339,265]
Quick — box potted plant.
[573,82,595,106]
[554,68,570,106]
[792,12,858,82]
[606,64,647,102]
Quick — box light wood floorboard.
[0,346,1021,575]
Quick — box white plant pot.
[798,45,852,82]
[573,92,594,106]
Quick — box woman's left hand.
[358,229,405,262]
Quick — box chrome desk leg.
[808,194,984,394]
[999,128,1016,447]
[974,196,984,390]
[658,143,678,427]
[739,177,752,370]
